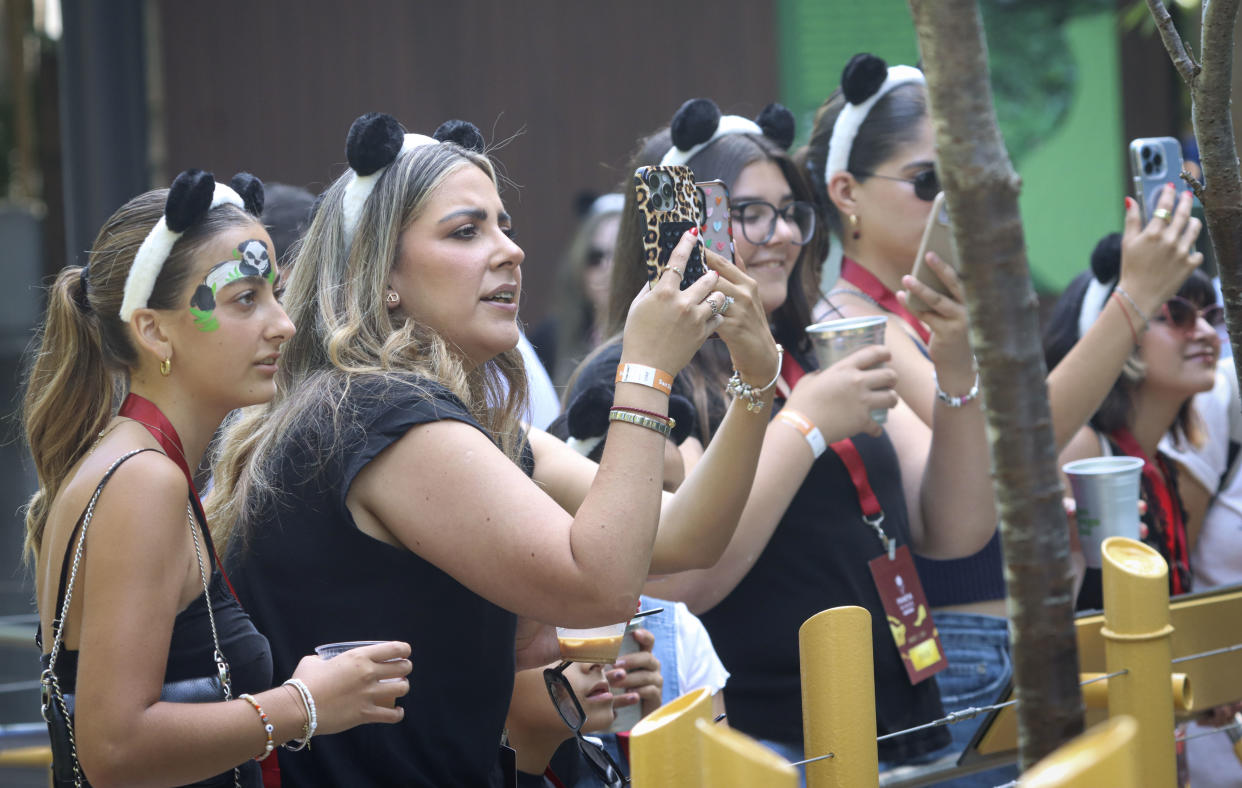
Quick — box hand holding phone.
[635,165,707,289]
[906,192,960,315]
[1129,137,1184,222]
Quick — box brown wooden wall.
[155,0,779,325]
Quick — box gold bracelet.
[608,408,672,438]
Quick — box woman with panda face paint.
[24,170,411,788]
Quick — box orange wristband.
[616,363,674,396]
[775,409,827,459]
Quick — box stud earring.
[160,357,172,376]
[848,214,860,240]
[386,291,400,306]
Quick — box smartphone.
[1128,136,1184,221]
[634,165,706,289]
[695,180,734,264]
[906,191,959,314]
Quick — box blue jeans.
[928,612,1020,787]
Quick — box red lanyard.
[840,257,931,345]
[779,354,892,556]
[1109,427,1188,594]
[543,768,567,788]
[118,393,239,601]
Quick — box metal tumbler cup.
[1062,456,1145,568]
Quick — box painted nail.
[613,658,626,669]
[609,670,625,681]
[690,226,699,236]
[1124,196,1134,210]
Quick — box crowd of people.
[22,49,1238,788]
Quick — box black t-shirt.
[567,346,949,763]
[226,375,518,787]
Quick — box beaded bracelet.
[725,344,784,413]
[609,408,672,438]
[282,678,318,751]
[933,371,980,408]
[775,409,827,459]
[610,406,676,431]
[238,693,275,761]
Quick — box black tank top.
[39,449,271,787]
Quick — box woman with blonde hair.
[208,113,778,786]
[26,170,410,788]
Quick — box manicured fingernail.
[690,226,699,236]
[613,658,626,669]
[1166,182,1175,189]
[609,670,625,681]
[1124,196,1134,210]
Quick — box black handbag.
[39,449,246,788]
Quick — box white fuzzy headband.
[825,55,925,182]
[340,113,488,250]
[119,170,260,321]
[658,98,796,169]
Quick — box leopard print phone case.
[634,165,706,289]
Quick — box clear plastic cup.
[314,640,385,660]
[1063,456,1145,568]
[556,622,628,664]
[806,315,889,424]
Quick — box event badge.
[868,545,948,684]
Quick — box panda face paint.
[189,239,275,332]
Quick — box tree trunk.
[1146,0,1242,390]
[907,0,1086,770]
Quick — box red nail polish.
[1124,196,1134,210]
[690,226,699,236]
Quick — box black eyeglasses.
[543,661,630,787]
[1157,295,1225,332]
[854,168,940,202]
[730,200,816,246]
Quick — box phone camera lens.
[1144,162,1154,175]
[1141,146,1152,160]
[1153,152,1163,167]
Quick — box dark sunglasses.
[543,661,630,787]
[1157,295,1225,332]
[854,168,940,202]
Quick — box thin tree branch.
[1181,169,1206,202]
[1145,0,1201,85]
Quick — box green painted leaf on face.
[190,306,219,332]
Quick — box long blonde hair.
[207,142,528,552]
[22,191,258,561]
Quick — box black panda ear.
[165,169,217,233]
[670,98,722,152]
[433,119,486,153]
[565,382,616,439]
[754,103,795,150]
[229,172,265,216]
[841,53,889,105]
[346,112,406,176]
[668,394,696,444]
[574,190,600,218]
[1089,232,1123,284]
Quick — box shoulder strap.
[47,448,159,667]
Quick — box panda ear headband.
[824,53,925,183]
[119,169,263,322]
[341,112,486,248]
[1077,233,1124,340]
[659,98,796,167]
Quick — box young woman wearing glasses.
[798,53,1206,786]
[1048,235,1220,610]
[563,96,1005,776]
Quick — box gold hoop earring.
[848,214,860,240]
[160,357,172,377]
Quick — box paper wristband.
[776,409,827,459]
[615,363,674,396]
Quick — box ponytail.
[22,266,115,561]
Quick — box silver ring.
[1153,207,1173,222]
[705,297,720,315]
[666,266,684,279]
[719,295,734,315]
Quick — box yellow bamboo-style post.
[695,718,799,788]
[800,606,878,788]
[1018,716,1139,787]
[1079,672,1192,712]
[629,687,712,788]
[1099,537,1176,788]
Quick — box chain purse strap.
[41,448,240,788]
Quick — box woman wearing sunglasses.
[1049,234,1220,610]
[565,97,1003,778]
[797,54,1205,786]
